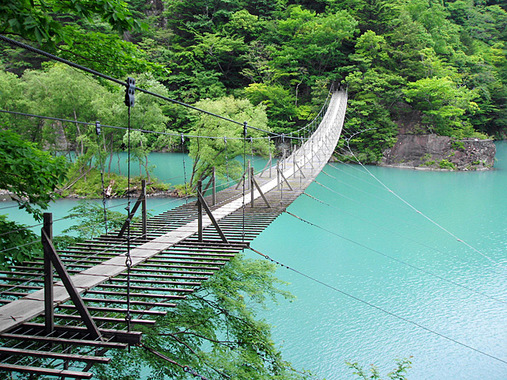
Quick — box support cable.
[141,343,210,379]
[224,137,230,181]
[95,121,109,234]
[181,134,188,204]
[0,204,23,211]
[0,239,40,254]
[343,132,502,266]
[124,78,135,331]
[0,108,275,140]
[310,180,503,277]
[248,246,507,366]
[241,123,247,242]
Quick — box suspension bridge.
[0,35,347,378]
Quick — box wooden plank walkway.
[0,90,347,377]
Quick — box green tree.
[20,64,108,149]
[0,130,67,219]
[0,215,41,269]
[93,254,306,380]
[245,83,299,133]
[347,357,412,380]
[61,200,128,239]
[0,0,139,45]
[0,0,161,78]
[0,130,66,269]
[187,96,271,190]
[403,76,482,137]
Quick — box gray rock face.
[382,134,496,170]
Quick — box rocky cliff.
[382,134,496,170]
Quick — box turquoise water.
[1,144,506,379]
[0,152,272,234]
[251,141,507,379]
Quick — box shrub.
[439,159,456,170]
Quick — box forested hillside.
[1,0,506,164]
[0,2,506,378]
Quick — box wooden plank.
[0,333,127,349]
[97,284,195,293]
[84,290,186,300]
[51,313,156,325]
[134,263,222,270]
[118,272,208,281]
[143,259,228,266]
[107,278,201,287]
[82,297,177,308]
[21,323,143,345]
[57,304,167,316]
[0,346,110,363]
[0,299,43,333]
[0,363,93,379]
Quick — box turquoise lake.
[1,143,506,379]
[252,141,506,379]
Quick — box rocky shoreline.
[381,135,496,171]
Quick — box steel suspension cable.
[242,123,247,243]
[181,134,189,203]
[141,343,211,379]
[95,122,109,234]
[125,103,133,331]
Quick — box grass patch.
[62,166,171,198]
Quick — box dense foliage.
[0,0,505,376]
[0,215,41,269]
[0,130,67,219]
[1,0,505,163]
[187,96,271,188]
[347,357,412,380]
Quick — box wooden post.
[197,180,203,241]
[43,213,54,335]
[41,229,102,340]
[269,152,272,178]
[250,166,255,207]
[247,160,251,190]
[196,190,229,243]
[276,161,280,190]
[141,179,147,238]
[212,167,216,206]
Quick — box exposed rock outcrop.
[382,134,496,170]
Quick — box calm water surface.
[251,141,507,379]
[1,144,506,379]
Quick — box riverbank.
[381,134,496,171]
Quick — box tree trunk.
[73,110,84,156]
[107,134,114,175]
[117,153,122,175]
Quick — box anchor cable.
[141,343,211,379]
